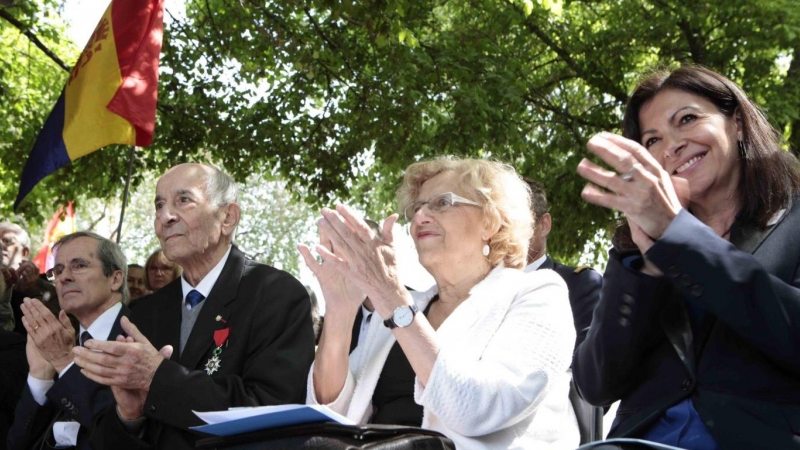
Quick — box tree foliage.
[2,0,799,264]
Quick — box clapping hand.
[578,132,689,255]
[20,297,75,373]
[73,317,172,420]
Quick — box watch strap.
[383,304,420,329]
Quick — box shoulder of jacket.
[573,264,595,274]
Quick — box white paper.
[193,404,354,426]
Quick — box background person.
[143,249,181,292]
[0,222,58,333]
[300,157,578,449]
[523,179,602,351]
[523,179,604,444]
[125,264,148,305]
[574,65,800,449]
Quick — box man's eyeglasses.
[1,236,17,247]
[403,192,481,222]
[46,259,93,281]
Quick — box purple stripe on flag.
[14,92,71,209]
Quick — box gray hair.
[54,231,129,304]
[205,165,239,209]
[0,221,31,249]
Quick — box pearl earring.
[482,244,490,257]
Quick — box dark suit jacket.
[0,331,27,446]
[90,245,315,449]
[574,204,800,449]
[7,304,128,450]
[540,257,602,351]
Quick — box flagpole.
[116,145,136,244]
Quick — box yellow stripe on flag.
[63,5,136,160]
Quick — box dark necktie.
[186,289,205,309]
[80,331,92,347]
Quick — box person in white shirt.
[7,231,130,450]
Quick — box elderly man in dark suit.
[7,231,130,450]
[75,163,315,449]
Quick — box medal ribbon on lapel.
[205,327,230,375]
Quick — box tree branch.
[514,7,628,103]
[0,9,71,72]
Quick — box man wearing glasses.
[7,231,130,450]
[0,222,59,334]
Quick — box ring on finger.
[620,167,636,182]
[33,324,40,331]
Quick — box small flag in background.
[14,0,165,210]
[32,202,76,273]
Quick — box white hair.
[204,166,239,209]
[0,222,31,249]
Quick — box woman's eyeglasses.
[404,192,481,222]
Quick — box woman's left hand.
[577,132,688,254]
[315,205,412,318]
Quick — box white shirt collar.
[81,302,122,342]
[361,304,373,317]
[181,245,233,304]
[522,254,548,273]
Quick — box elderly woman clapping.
[299,157,578,449]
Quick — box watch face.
[394,306,414,327]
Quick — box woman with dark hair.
[575,65,800,449]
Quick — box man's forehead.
[156,167,209,195]
[55,238,97,262]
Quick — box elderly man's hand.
[102,334,174,420]
[15,261,40,292]
[21,298,76,373]
[73,317,171,393]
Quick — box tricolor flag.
[14,0,165,209]
[32,202,77,273]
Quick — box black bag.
[195,422,456,449]
[577,438,686,450]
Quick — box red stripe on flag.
[106,0,165,146]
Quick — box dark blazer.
[7,304,128,450]
[541,257,602,351]
[574,204,800,449]
[90,245,316,450]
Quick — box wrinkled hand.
[26,332,55,380]
[21,298,75,373]
[312,205,411,318]
[105,334,174,420]
[299,223,368,317]
[578,132,688,254]
[15,261,40,292]
[73,317,170,395]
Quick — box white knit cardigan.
[307,265,579,449]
